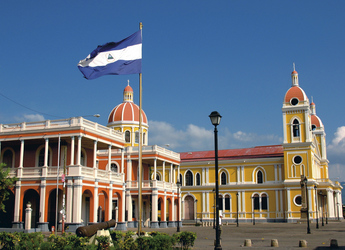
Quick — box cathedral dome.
[107,83,148,127]
[284,70,308,104]
[310,102,323,129]
[284,86,308,104]
[107,102,148,126]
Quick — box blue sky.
[1,1,345,181]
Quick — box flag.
[78,30,142,79]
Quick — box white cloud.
[148,120,282,152]
[327,126,345,181]
[13,114,45,123]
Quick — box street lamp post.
[251,197,255,225]
[213,189,216,229]
[209,111,222,250]
[301,176,311,234]
[314,185,319,229]
[236,192,239,227]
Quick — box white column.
[236,166,240,183]
[178,165,180,183]
[19,140,24,168]
[287,188,291,217]
[77,136,81,166]
[109,185,113,220]
[121,149,124,174]
[126,191,132,222]
[93,183,98,223]
[39,180,46,222]
[73,178,82,223]
[327,189,334,217]
[44,138,49,167]
[127,159,132,181]
[14,184,21,222]
[66,179,73,223]
[163,193,167,221]
[108,145,112,171]
[93,140,97,169]
[282,112,287,144]
[171,194,175,221]
[241,166,244,183]
[153,158,157,180]
[170,163,173,183]
[70,136,75,165]
[121,188,126,222]
[162,161,165,182]
[202,192,205,219]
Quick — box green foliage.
[0,231,19,250]
[0,163,17,213]
[173,231,197,250]
[16,232,44,250]
[95,235,110,250]
[47,233,90,249]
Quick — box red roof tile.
[180,145,283,162]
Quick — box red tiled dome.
[108,102,148,125]
[311,115,323,128]
[284,86,308,103]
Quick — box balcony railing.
[126,180,177,191]
[0,117,124,141]
[8,165,124,183]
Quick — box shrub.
[0,232,19,250]
[16,232,44,249]
[173,231,197,250]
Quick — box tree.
[0,163,17,212]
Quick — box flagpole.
[138,22,143,236]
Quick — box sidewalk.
[140,221,345,249]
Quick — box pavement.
[138,220,345,249]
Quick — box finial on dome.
[291,64,299,86]
[127,80,130,86]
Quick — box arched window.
[156,173,160,181]
[261,194,268,210]
[293,119,300,137]
[125,131,131,143]
[218,195,223,210]
[185,170,193,186]
[257,170,263,184]
[2,149,14,168]
[253,194,260,210]
[135,131,139,143]
[196,173,201,186]
[111,163,118,173]
[225,194,231,210]
[221,172,227,185]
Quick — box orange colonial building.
[0,84,180,232]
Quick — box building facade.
[0,84,180,232]
[179,70,343,223]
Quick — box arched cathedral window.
[293,119,300,137]
[185,170,193,186]
[221,172,227,185]
[257,170,263,184]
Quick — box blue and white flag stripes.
[78,30,142,79]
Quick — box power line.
[0,91,63,119]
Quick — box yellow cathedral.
[177,69,343,224]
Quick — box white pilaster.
[93,183,98,222]
[39,180,46,222]
[44,138,49,167]
[73,178,82,223]
[77,136,81,166]
[108,145,111,171]
[93,140,97,169]
[70,136,75,165]
[66,179,73,223]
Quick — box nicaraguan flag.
[78,30,142,79]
